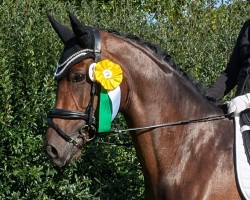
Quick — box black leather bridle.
[45,27,101,148]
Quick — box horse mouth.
[45,144,81,167]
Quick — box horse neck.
[102,32,233,195]
[102,31,217,125]
[104,33,220,132]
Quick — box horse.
[44,13,242,199]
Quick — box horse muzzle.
[42,107,97,166]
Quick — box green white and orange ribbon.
[89,59,123,132]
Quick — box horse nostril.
[46,145,59,159]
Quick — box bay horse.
[44,13,242,199]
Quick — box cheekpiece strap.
[91,27,101,62]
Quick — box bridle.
[45,27,102,149]
[46,81,97,148]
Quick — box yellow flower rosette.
[94,59,123,90]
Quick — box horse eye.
[72,73,86,83]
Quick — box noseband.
[46,82,97,148]
[45,27,101,148]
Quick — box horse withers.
[44,13,241,199]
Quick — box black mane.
[106,29,205,95]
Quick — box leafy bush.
[0,1,144,199]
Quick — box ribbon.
[98,86,121,132]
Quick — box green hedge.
[0,0,249,199]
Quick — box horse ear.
[68,12,85,36]
[47,13,74,44]
[68,12,93,48]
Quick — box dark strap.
[84,82,97,128]
[47,82,97,133]
[48,108,89,120]
[40,113,78,145]
[91,27,101,62]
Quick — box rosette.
[94,59,123,90]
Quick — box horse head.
[44,13,102,166]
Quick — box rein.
[105,114,231,134]
[42,112,230,146]
[93,113,231,146]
